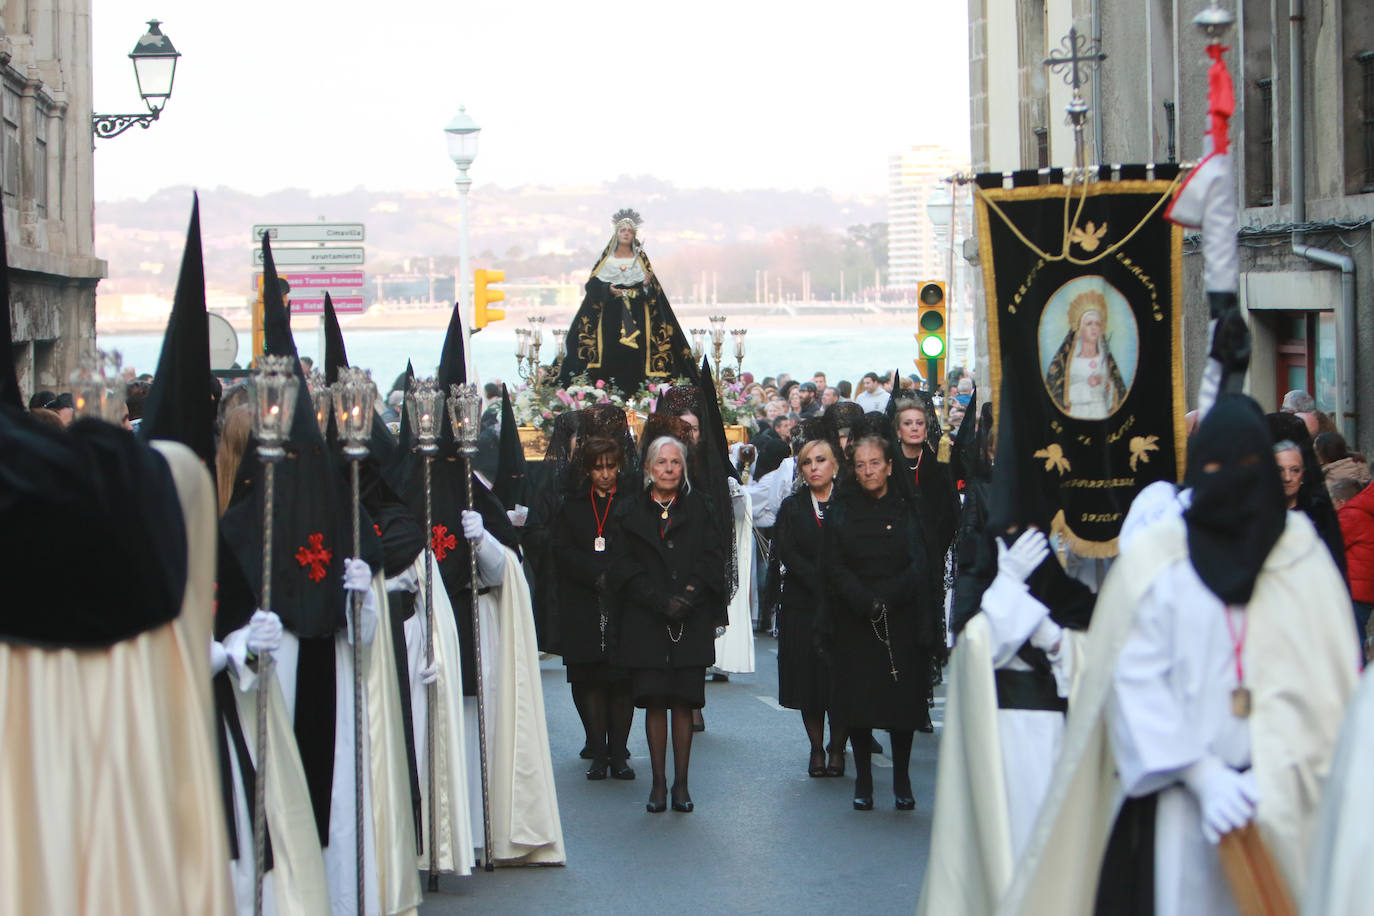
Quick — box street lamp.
[444,105,481,377]
[92,20,181,141]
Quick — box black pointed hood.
[698,358,740,483]
[323,291,347,384]
[138,195,216,472]
[948,386,992,485]
[493,384,527,510]
[0,200,20,411]
[435,303,467,448]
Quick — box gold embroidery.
[1033,442,1072,475]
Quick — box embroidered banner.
[973,169,1187,557]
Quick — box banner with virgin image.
[972,166,1187,557]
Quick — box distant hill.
[94,176,887,305]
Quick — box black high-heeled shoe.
[646,785,667,813]
[586,759,609,780]
[670,785,694,813]
[895,795,916,810]
[825,750,846,778]
[808,749,827,778]
[853,796,874,811]
[611,759,636,780]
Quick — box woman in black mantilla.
[551,434,637,781]
[824,435,938,811]
[608,435,726,813]
[557,209,696,393]
[775,435,848,777]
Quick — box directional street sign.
[256,271,366,290]
[252,247,364,267]
[252,223,365,243]
[287,294,366,315]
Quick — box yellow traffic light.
[474,268,506,329]
[916,280,947,389]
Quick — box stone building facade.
[2,1,104,404]
[968,0,1373,454]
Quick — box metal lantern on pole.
[306,370,332,437]
[247,355,298,916]
[446,381,494,871]
[708,315,728,381]
[731,329,748,379]
[690,328,706,363]
[92,20,182,140]
[405,376,445,889]
[332,366,375,912]
[444,106,482,377]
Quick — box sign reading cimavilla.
[250,222,366,313]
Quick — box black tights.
[848,728,914,798]
[644,705,695,805]
[570,680,633,765]
[802,709,848,767]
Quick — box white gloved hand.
[419,661,440,685]
[386,566,419,594]
[461,509,485,541]
[507,505,529,527]
[728,477,744,497]
[1028,616,1064,653]
[343,557,373,592]
[1182,756,1259,844]
[210,640,229,676]
[246,610,283,656]
[995,529,1050,583]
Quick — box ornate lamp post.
[444,107,481,379]
[92,20,181,141]
[332,367,375,915]
[248,355,299,916]
[708,315,728,382]
[405,376,445,891]
[689,328,707,364]
[447,382,494,871]
[731,329,748,379]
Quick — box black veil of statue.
[557,212,696,393]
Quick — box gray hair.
[642,435,691,493]
[1281,390,1316,413]
[1273,440,1302,457]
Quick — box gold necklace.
[652,493,676,520]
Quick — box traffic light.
[474,269,506,329]
[916,280,947,391]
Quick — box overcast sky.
[93,1,970,201]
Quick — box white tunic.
[1107,558,1251,916]
[1065,351,1113,419]
[714,485,757,673]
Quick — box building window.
[1360,52,1374,192]
[34,110,47,216]
[1034,127,1049,169]
[1256,78,1274,206]
[2,89,18,201]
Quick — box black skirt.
[776,604,830,713]
[565,661,629,684]
[630,666,706,709]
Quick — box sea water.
[97,325,934,393]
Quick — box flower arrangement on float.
[511,373,756,436]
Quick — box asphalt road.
[420,635,942,915]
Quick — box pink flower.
[542,410,553,419]
[595,379,605,389]
[556,390,573,406]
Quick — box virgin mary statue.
[1044,289,1128,420]
[557,209,696,393]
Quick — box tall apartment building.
[2,2,105,404]
[887,145,967,290]
[968,0,1373,453]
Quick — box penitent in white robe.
[714,486,756,674]
[393,556,475,877]
[463,544,565,866]
[996,513,1358,916]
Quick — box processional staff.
[406,376,446,892]
[447,383,495,872]
[248,356,300,916]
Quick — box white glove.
[461,509,486,541]
[995,529,1049,584]
[474,531,508,586]
[1182,756,1259,844]
[728,477,743,497]
[386,566,419,594]
[507,505,529,527]
[1028,616,1064,653]
[246,610,283,656]
[419,661,440,686]
[210,640,229,676]
[343,557,373,592]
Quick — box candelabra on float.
[248,355,299,916]
[731,328,748,380]
[515,314,548,388]
[708,315,727,381]
[690,328,707,364]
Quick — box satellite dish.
[207,312,239,370]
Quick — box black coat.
[823,486,935,730]
[775,488,833,711]
[608,487,724,670]
[552,487,620,665]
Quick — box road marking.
[754,695,785,711]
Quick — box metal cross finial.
[1044,26,1106,95]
